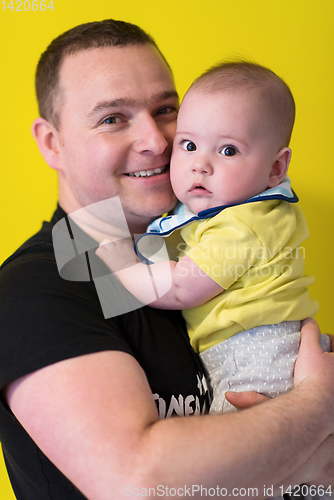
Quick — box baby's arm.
[96,238,223,310]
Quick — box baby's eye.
[220,146,238,156]
[182,140,197,152]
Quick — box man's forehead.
[58,45,176,109]
[60,45,172,86]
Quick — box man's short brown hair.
[189,61,295,148]
[35,19,168,129]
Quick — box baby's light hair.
[188,60,295,148]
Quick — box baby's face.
[170,89,282,214]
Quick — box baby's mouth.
[126,165,168,178]
[189,183,212,193]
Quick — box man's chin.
[127,195,177,231]
[148,195,178,217]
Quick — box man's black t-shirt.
[0,206,211,500]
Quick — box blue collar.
[135,177,298,263]
[146,176,297,237]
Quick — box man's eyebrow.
[151,90,179,102]
[88,91,179,117]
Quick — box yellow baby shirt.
[179,199,318,353]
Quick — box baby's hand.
[96,238,137,273]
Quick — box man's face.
[55,44,179,232]
[170,89,280,214]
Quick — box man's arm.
[5,320,334,500]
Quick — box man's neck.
[59,199,152,243]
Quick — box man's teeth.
[128,166,167,177]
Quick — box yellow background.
[0,0,333,497]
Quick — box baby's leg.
[200,321,330,414]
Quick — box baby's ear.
[268,147,292,188]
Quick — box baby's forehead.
[183,86,270,118]
[185,85,261,104]
[179,87,279,143]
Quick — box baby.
[97,61,328,414]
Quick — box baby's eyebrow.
[174,130,192,136]
[215,133,250,147]
[174,131,250,148]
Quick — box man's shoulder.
[0,205,82,306]
[1,206,64,273]
[1,226,55,286]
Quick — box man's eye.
[220,146,238,156]
[157,106,175,115]
[102,116,119,125]
[182,141,197,152]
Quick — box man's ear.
[31,117,62,171]
[268,147,292,188]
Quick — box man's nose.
[133,115,169,155]
[191,156,213,175]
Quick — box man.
[0,19,333,500]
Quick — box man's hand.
[227,319,334,492]
[272,435,334,495]
[294,318,333,388]
[225,391,268,410]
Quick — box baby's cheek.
[170,176,184,201]
[169,167,179,191]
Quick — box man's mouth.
[125,165,168,178]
